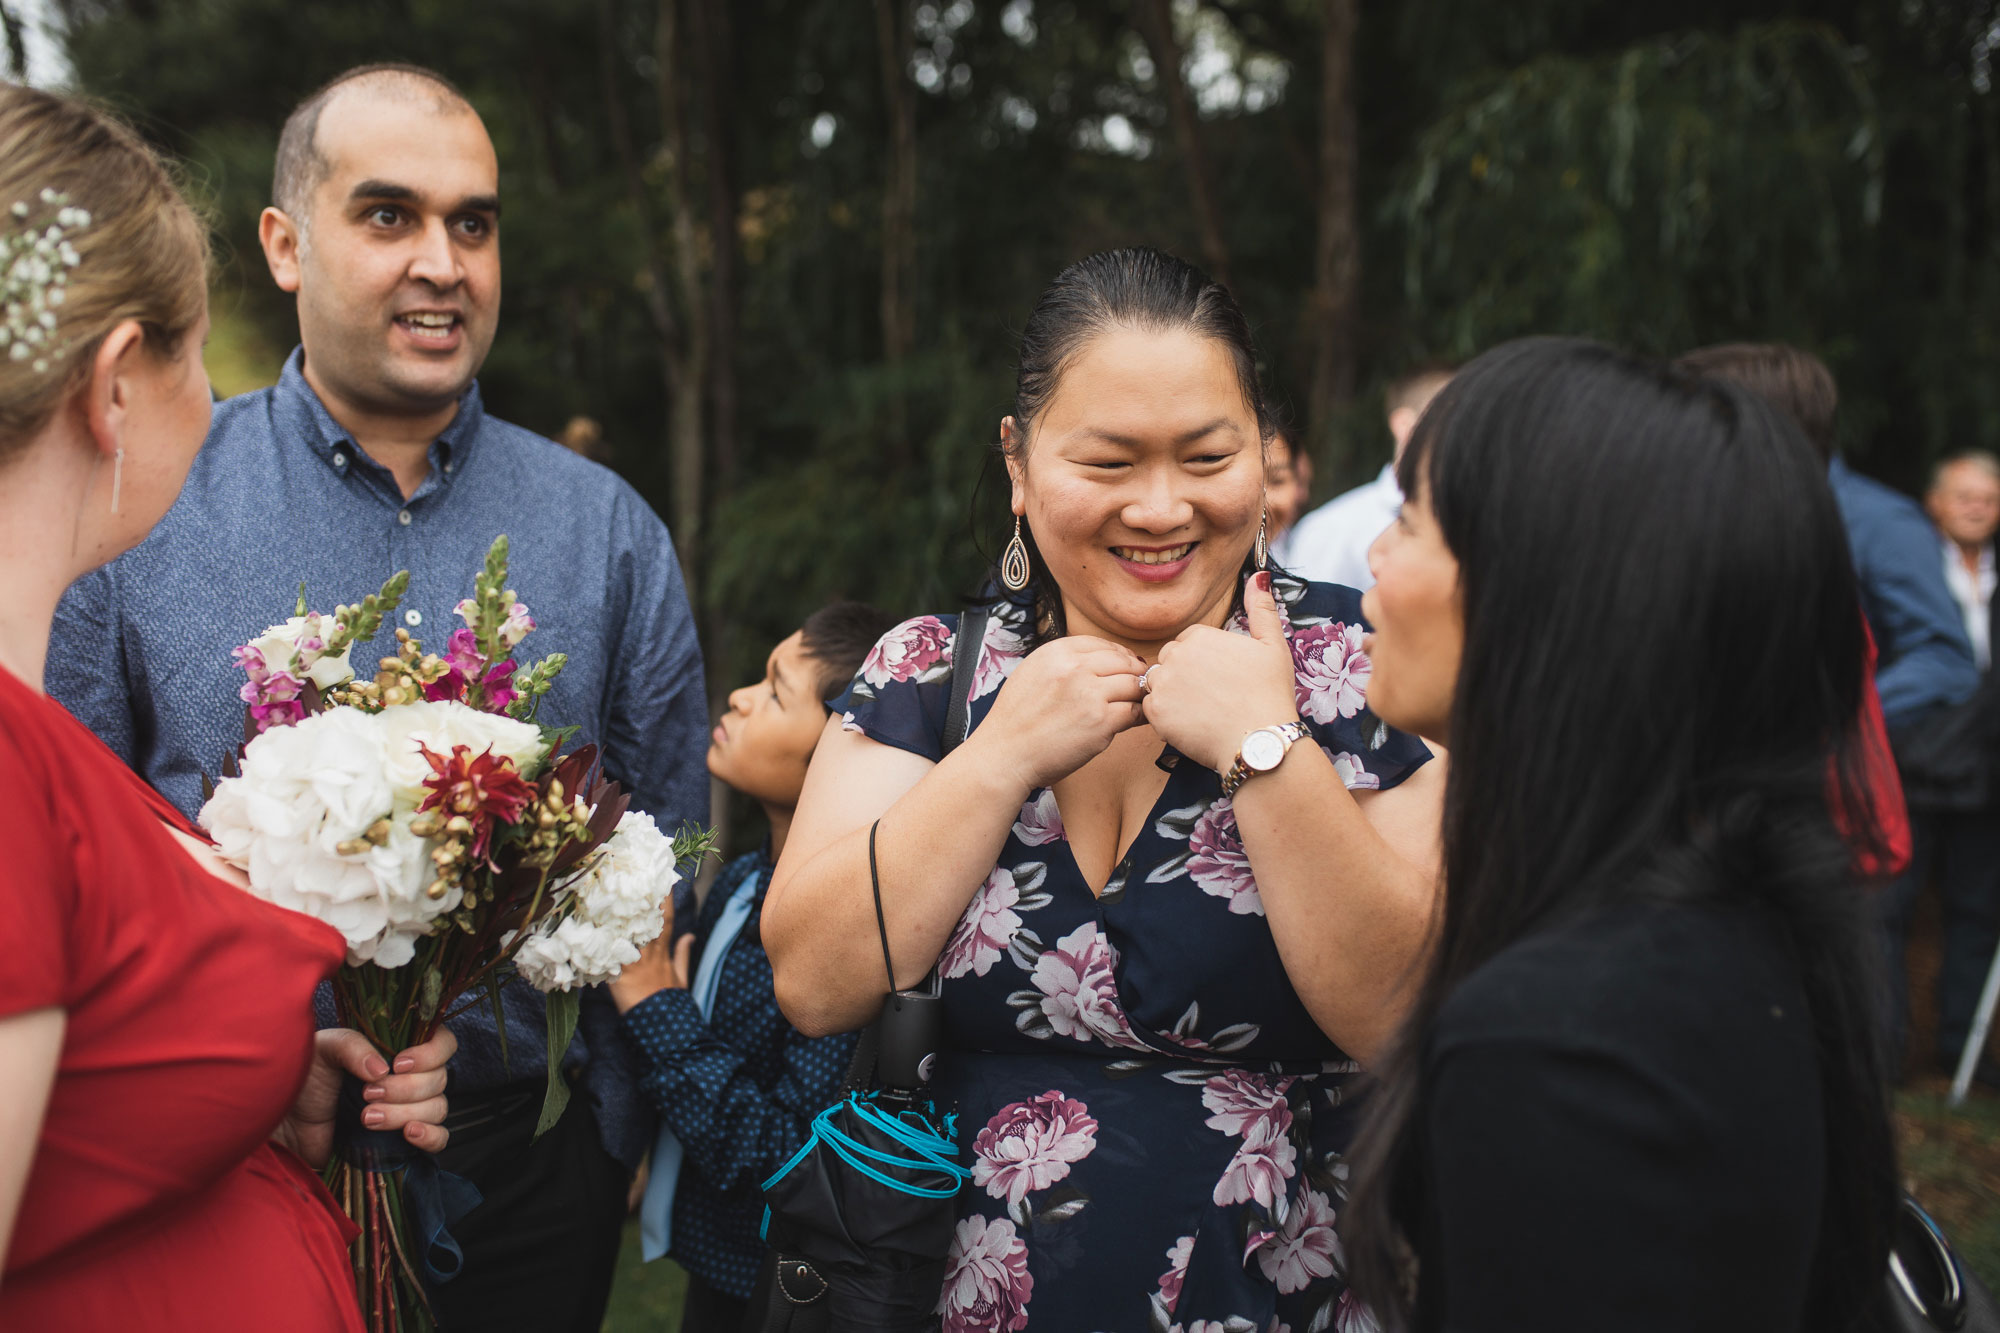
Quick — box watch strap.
[1221,721,1308,799]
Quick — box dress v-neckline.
[1047,746,1184,899]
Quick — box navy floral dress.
[832,575,1431,1333]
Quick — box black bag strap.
[843,605,990,1088]
[941,604,990,758]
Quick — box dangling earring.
[109,447,124,515]
[1254,511,1269,572]
[1001,515,1032,591]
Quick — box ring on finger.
[1139,667,1155,693]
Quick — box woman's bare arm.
[0,1007,64,1275]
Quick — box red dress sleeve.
[0,709,74,1015]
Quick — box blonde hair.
[0,84,208,456]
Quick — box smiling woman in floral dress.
[764,248,1445,1333]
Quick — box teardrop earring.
[1254,511,1269,572]
[1001,516,1032,591]
[110,446,124,516]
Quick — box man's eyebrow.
[348,180,419,204]
[346,182,501,217]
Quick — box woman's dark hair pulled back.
[1342,337,1895,1330]
[1003,247,1269,637]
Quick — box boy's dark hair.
[1675,342,1838,463]
[798,602,898,701]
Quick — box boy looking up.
[610,601,895,1332]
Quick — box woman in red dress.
[0,87,455,1330]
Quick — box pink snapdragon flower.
[233,644,308,731]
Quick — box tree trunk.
[690,0,740,497]
[1308,0,1360,479]
[875,0,917,459]
[1135,0,1231,287]
[656,0,710,592]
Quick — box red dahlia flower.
[417,743,535,862]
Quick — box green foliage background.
[42,0,2000,693]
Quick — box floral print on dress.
[971,1090,1099,1209]
[1291,621,1370,724]
[1154,1234,1195,1323]
[1012,788,1065,846]
[971,600,1032,702]
[1325,750,1382,792]
[860,614,954,691]
[1013,921,1149,1051]
[939,1214,1034,1333]
[831,582,1433,1332]
[942,863,1048,979]
[1186,797,1262,916]
[1255,1187,1342,1294]
[1205,1071,1298,1212]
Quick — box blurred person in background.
[1873,451,2000,1084]
[1344,338,1895,1332]
[45,62,709,1331]
[1262,411,1313,568]
[0,83,454,1333]
[609,601,891,1333]
[1679,343,1975,1073]
[1284,364,1453,591]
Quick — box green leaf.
[418,966,444,1023]
[533,987,581,1141]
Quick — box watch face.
[1242,727,1287,772]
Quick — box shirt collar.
[274,345,487,481]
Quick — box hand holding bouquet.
[199,536,711,1333]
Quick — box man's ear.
[259,206,304,293]
[1387,405,1420,451]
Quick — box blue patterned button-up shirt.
[620,848,859,1300]
[47,347,709,1168]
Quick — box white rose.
[373,699,547,801]
[249,612,355,690]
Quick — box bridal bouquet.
[198,536,710,1333]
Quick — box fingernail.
[363,1107,386,1127]
[394,1056,416,1073]
[363,1084,387,1102]
[365,1058,389,1080]
[1255,571,1272,593]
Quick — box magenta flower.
[942,868,1023,979]
[1292,621,1370,723]
[1212,1116,1298,1211]
[424,628,520,712]
[1187,798,1261,915]
[1201,1070,1293,1139]
[234,644,309,732]
[971,1090,1099,1207]
[1029,922,1147,1051]
[1011,789,1065,847]
[862,615,953,688]
[937,1214,1033,1333]
[1254,1186,1342,1294]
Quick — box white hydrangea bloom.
[509,811,680,991]
[198,698,542,967]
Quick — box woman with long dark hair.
[765,248,1444,1330]
[1343,337,1896,1330]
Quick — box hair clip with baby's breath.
[1,188,90,374]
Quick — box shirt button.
[443,461,455,474]
[332,451,347,468]
[398,509,413,526]
[404,610,423,627]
